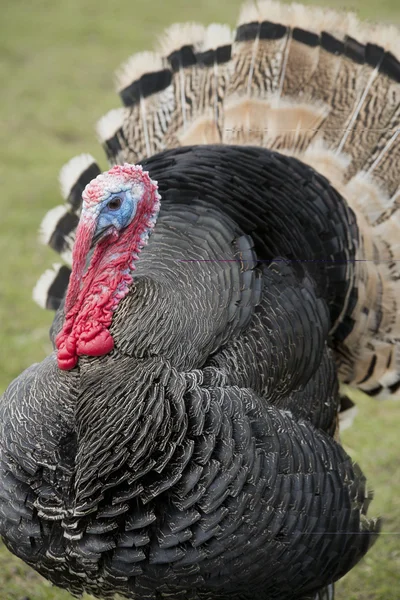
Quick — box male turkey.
[1,0,399,598]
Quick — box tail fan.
[35,1,400,397]
[38,154,101,266]
[33,264,71,311]
[33,154,101,309]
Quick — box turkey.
[2,0,400,598]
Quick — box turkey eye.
[107,197,122,210]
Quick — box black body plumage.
[0,146,379,600]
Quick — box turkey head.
[56,164,160,370]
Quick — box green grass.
[0,0,399,598]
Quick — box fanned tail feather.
[33,154,100,309]
[33,264,71,311]
[35,0,400,397]
[38,153,101,266]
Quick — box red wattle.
[57,341,79,371]
[77,328,114,357]
[58,355,79,371]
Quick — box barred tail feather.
[59,153,101,209]
[33,264,71,311]
[39,205,77,265]
[34,154,101,307]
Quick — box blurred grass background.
[0,0,399,598]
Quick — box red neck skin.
[56,190,159,371]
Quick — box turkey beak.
[90,225,113,249]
